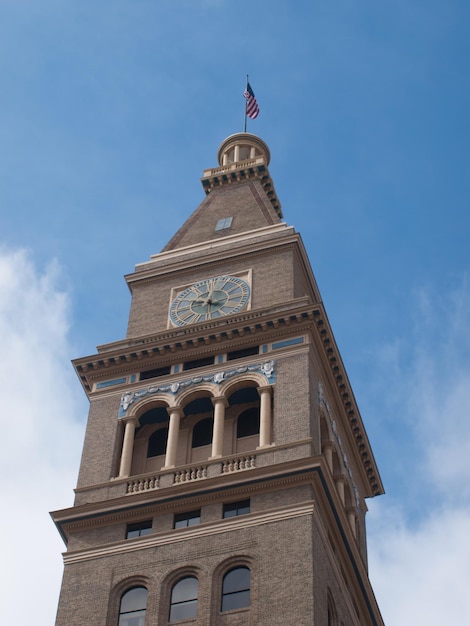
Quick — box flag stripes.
[243,82,260,119]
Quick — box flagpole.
[243,74,248,132]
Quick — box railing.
[222,455,256,473]
[126,475,159,494]
[174,465,207,484]
[76,439,313,505]
[203,157,263,177]
[124,454,256,495]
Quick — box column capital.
[166,405,184,417]
[211,396,229,408]
[123,416,140,426]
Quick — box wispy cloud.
[0,247,86,626]
[368,278,470,624]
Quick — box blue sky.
[1,2,469,624]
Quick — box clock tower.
[52,133,384,625]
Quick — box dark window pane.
[237,408,260,438]
[120,587,147,614]
[140,365,171,380]
[174,510,201,529]
[221,589,250,612]
[221,567,250,612]
[223,500,250,519]
[170,577,198,622]
[238,502,250,516]
[170,599,197,621]
[138,407,169,426]
[228,387,259,405]
[118,609,146,626]
[187,515,200,527]
[171,577,198,603]
[184,397,213,415]
[192,418,213,447]
[147,427,168,457]
[126,521,152,539]
[183,356,214,371]
[223,567,250,593]
[226,346,259,361]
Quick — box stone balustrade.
[124,453,257,495]
[174,465,208,484]
[126,474,160,494]
[222,455,256,473]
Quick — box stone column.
[164,407,183,468]
[347,507,357,537]
[323,442,334,474]
[258,386,272,448]
[211,397,228,459]
[334,475,346,506]
[118,417,139,478]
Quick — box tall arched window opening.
[192,417,213,448]
[118,586,147,626]
[236,408,260,439]
[147,427,168,458]
[221,566,250,612]
[169,576,199,622]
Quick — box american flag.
[243,82,260,119]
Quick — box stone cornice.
[62,502,313,565]
[75,297,314,382]
[72,297,383,498]
[53,457,326,537]
[200,158,282,218]
[127,223,297,286]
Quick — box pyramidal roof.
[162,133,283,252]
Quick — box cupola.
[201,132,282,218]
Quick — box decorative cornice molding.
[119,360,276,417]
[62,502,314,565]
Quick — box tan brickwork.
[52,134,384,626]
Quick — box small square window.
[174,510,201,529]
[215,217,233,232]
[223,499,250,519]
[126,520,152,539]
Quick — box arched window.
[221,566,250,612]
[118,586,147,626]
[236,408,260,438]
[147,427,168,458]
[169,576,198,622]
[192,417,213,448]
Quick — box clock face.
[169,275,250,326]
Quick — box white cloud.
[368,279,470,625]
[369,503,470,625]
[0,247,86,626]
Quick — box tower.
[52,133,384,625]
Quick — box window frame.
[221,566,251,613]
[215,217,233,231]
[169,576,199,622]
[173,509,201,529]
[118,586,148,626]
[223,499,250,519]
[126,520,153,539]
